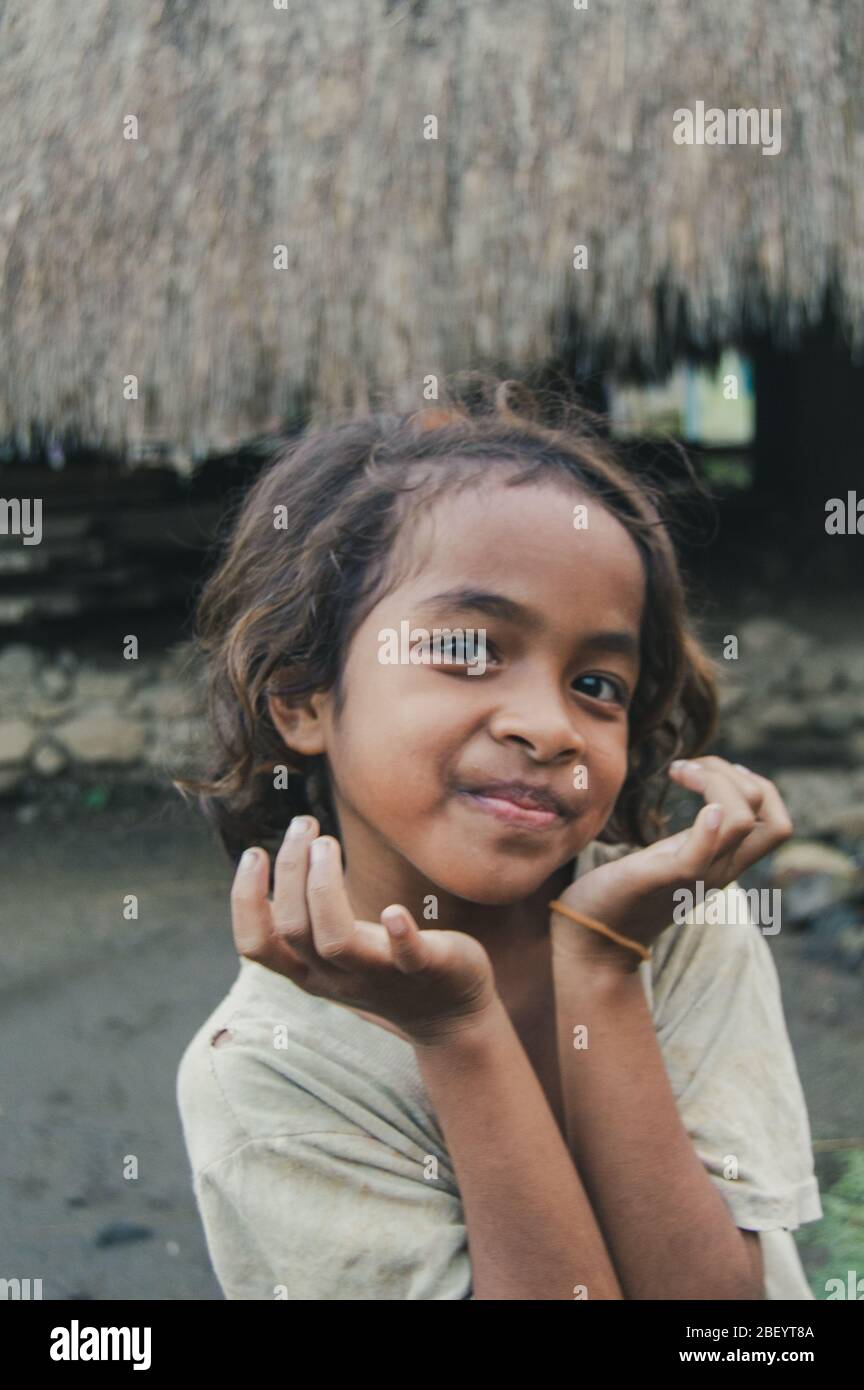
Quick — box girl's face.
[290,476,645,909]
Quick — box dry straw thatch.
[1,0,862,456]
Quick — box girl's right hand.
[230,815,498,1047]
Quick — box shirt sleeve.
[195,1129,473,1300]
[648,881,823,1234]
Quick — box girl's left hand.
[551,757,793,971]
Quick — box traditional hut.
[1,0,862,613]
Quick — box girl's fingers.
[271,815,321,959]
[305,836,366,964]
[718,766,794,869]
[679,801,725,872]
[669,757,762,858]
[732,766,793,838]
[382,906,430,974]
[231,848,273,954]
[646,803,724,879]
[668,757,794,879]
[230,847,309,982]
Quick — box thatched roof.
[1,0,861,457]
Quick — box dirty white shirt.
[176,841,822,1300]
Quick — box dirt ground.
[1,783,862,1300]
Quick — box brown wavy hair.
[175,374,719,866]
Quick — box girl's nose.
[489,696,587,764]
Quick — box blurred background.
[1,0,862,1299]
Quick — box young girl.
[176,379,822,1300]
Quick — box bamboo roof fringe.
[0,0,862,457]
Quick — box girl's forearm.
[413,995,623,1301]
[551,942,762,1300]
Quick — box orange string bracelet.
[548,900,652,962]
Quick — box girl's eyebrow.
[417,587,640,657]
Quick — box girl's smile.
[456,786,568,830]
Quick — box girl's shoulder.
[176,961,471,1301]
[177,958,454,1181]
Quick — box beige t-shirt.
[176,842,822,1300]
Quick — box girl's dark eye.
[574,673,627,705]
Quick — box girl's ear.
[267,689,328,757]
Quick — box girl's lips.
[458,789,562,829]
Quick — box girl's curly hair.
[175,373,719,866]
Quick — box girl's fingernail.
[670,759,689,770]
[239,848,260,870]
[310,838,331,862]
[382,907,408,934]
[289,816,312,837]
[704,804,723,829]
[734,763,754,777]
